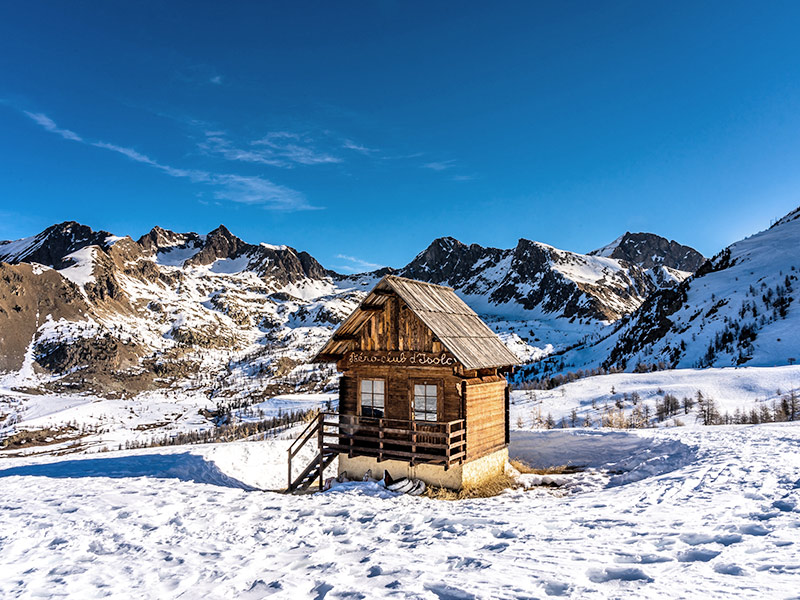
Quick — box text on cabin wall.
[347,351,457,366]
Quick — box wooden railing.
[287,413,326,491]
[318,412,466,469]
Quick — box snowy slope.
[0,423,798,598]
[527,205,800,380]
[510,365,800,429]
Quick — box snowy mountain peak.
[548,205,800,375]
[183,225,248,267]
[137,226,203,253]
[589,232,705,272]
[0,221,112,269]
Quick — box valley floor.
[1,423,799,599]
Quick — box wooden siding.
[464,379,508,461]
[339,375,356,415]
[341,365,462,423]
[357,295,447,354]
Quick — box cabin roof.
[313,275,519,370]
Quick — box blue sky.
[2,1,800,272]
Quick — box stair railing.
[287,412,323,491]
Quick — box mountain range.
[1,209,796,401]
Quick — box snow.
[511,365,800,428]
[208,254,253,274]
[243,392,336,419]
[260,242,288,251]
[57,246,96,287]
[551,249,627,286]
[590,234,625,258]
[560,208,800,372]
[29,262,52,275]
[0,423,798,598]
[0,234,43,262]
[155,245,202,266]
[103,235,126,246]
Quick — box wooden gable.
[356,294,445,354]
[313,275,519,370]
[337,293,458,371]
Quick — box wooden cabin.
[291,275,519,491]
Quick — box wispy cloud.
[451,174,477,182]
[341,139,378,155]
[422,159,456,171]
[23,111,83,142]
[251,132,342,165]
[209,75,223,85]
[212,174,308,210]
[200,130,341,168]
[22,110,316,211]
[334,253,384,273]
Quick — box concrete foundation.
[338,447,509,490]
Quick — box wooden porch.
[287,412,467,492]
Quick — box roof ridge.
[383,274,454,291]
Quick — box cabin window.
[413,384,438,422]
[360,379,385,418]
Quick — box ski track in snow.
[1,424,799,599]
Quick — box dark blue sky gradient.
[2,1,800,271]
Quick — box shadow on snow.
[0,452,257,490]
[509,429,697,487]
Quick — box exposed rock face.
[0,263,90,371]
[398,235,700,322]
[137,224,331,286]
[589,232,705,272]
[0,221,112,269]
[184,225,248,267]
[136,226,204,254]
[400,237,503,286]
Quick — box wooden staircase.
[287,413,334,493]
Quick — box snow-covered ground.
[1,423,798,599]
[0,385,336,456]
[511,365,800,427]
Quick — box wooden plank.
[326,433,449,451]
[322,443,447,463]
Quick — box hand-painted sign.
[346,351,458,367]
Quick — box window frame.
[358,377,386,419]
[410,378,441,423]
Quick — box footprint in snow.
[481,542,508,552]
[447,556,491,570]
[679,532,742,546]
[491,528,517,539]
[751,510,780,521]
[614,552,673,564]
[544,581,570,596]
[714,563,745,576]
[424,582,477,600]
[677,548,721,562]
[772,498,797,512]
[739,523,771,536]
[586,566,653,583]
